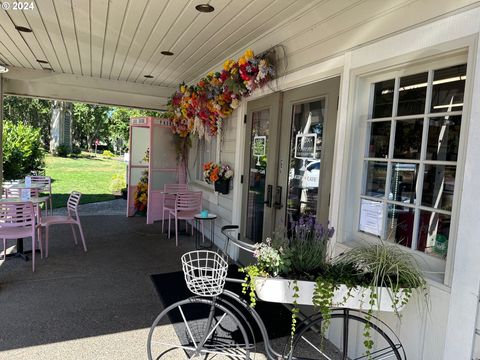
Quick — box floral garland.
[164,49,275,142]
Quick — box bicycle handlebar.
[220,225,256,255]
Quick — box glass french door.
[241,77,340,243]
[241,93,282,243]
[277,78,340,230]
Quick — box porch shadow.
[0,215,197,354]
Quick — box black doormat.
[150,265,292,344]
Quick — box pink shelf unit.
[127,116,185,224]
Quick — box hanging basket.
[214,178,230,194]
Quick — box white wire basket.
[181,251,228,297]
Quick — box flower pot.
[214,178,230,194]
[254,277,407,313]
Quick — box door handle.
[264,184,272,208]
[274,186,283,209]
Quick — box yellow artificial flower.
[244,49,254,59]
[223,59,235,71]
[238,56,247,65]
[180,85,186,93]
[231,67,238,74]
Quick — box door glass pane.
[286,98,325,229]
[422,165,456,211]
[245,109,269,243]
[426,116,461,161]
[397,72,428,116]
[431,64,467,113]
[393,119,423,159]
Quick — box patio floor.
[0,215,198,360]
[0,213,288,360]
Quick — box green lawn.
[44,154,127,208]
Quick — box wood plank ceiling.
[0,0,316,88]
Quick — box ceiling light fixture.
[195,4,214,13]
[0,65,9,73]
[36,59,49,64]
[160,51,174,56]
[44,67,54,71]
[15,25,32,33]
[144,75,154,79]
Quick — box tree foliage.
[3,120,45,180]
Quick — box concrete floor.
[0,214,197,360]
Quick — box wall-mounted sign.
[253,135,266,166]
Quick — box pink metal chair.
[31,176,53,215]
[0,201,42,272]
[168,191,202,247]
[162,184,189,233]
[39,191,87,257]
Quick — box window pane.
[393,119,423,159]
[431,64,467,113]
[386,204,415,247]
[390,163,418,205]
[422,165,456,211]
[417,210,450,258]
[364,161,387,198]
[372,79,394,118]
[368,121,390,158]
[426,116,461,161]
[397,72,428,116]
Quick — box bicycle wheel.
[288,308,406,360]
[147,297,253,359]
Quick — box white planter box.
[254,277,407,313]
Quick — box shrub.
[54,144,70,157]
[71,145,82,155]
[3,120,45,180]
[110,173,126,194]
[102,150,115,158]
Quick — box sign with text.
[359,199,383,237]
[294,133,317,160]
[252,135,266,157]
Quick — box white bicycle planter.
[147,225,407,360]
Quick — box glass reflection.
[417,211,450,258]
[397,73,428,116]
[364,161,387,198]
[286,99,325,230]
[390,163,418,205]
[368,122,390,158]
[426,116,461,161]
[431,64,467,113]
[422,165,456,211]
[393,119,423,159]
[372,79,395,118]
[387,204,415,247]
[246,109,269,243]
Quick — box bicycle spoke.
[178,305,198,349]
[201,313,227,347]
[300,335,333,360]
[352,344,401,360]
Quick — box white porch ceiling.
[0,0,315,88]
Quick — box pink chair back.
[67,191,82,218]
[31,176,52,192]
[175,191,202,213]
[0,202,35,228]
[164,184,188,193]
[6,187,40,198]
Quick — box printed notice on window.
[359,199,383,237]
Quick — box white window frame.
[190,135,221,196]
[349,52,470,285]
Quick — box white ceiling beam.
[2,66,174,110]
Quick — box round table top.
[0,196,50,204]
[194,213,217,220]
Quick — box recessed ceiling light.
[144,75,154,79]
[36,59,49,64]
[195,4,214,13]
[15,25,32,33]
[0,65,8,74]
[44,67,54,71]
[161,51,174,56]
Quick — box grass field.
[44,154,127,208]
